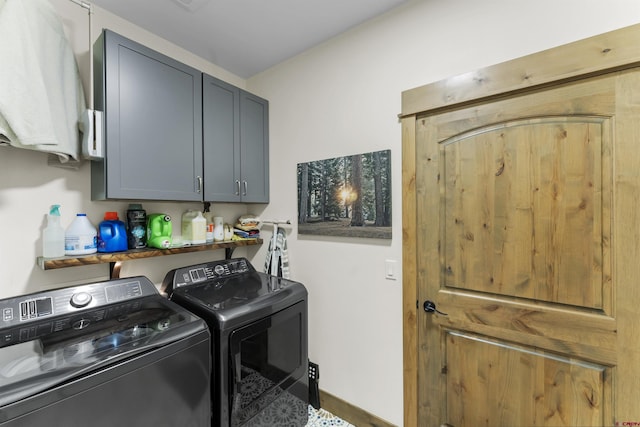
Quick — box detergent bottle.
[147,214,172,249]
[126,203,147,249]
[181,210,206,245]
[97,212,128,253]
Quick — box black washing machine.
[0,276,211,426]
[162,258,308,427]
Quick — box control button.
[70,292,92,308]
[214,265,225,276]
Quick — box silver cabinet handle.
[235,180,241,196]
[196,176,202,193]
[242,180,248,196]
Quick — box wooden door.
[404,66,640,426]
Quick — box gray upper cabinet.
[92,30,203,201]
[203,74,269,203]
[239,91,270,203]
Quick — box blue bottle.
[97,212,128,253]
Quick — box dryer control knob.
[71,292,92,308]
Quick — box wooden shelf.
[37,239,263,275]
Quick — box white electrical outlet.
[385,259,397,280]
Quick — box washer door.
[0,296,201,407]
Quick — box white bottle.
[204,212,215,243]
[181,210,207,245]
[43,205,65,258]
[192,211,207,244]
[181,210,196,245]
[65,213,98,255]
[213,216,224,242]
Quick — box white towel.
[264,227,290,279]
[0,0,86,162]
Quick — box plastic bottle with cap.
[213,216,224,242]
[42,204,65,258]
[204,212,215,243]
[97,212,128,253]
[192,211,207,244]
[126,203,147,249]
[181,210,207,245]
[65,214,97,255]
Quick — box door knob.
[423,300,448,316]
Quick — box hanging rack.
[261,219,292,226]
[68,0,103,159]
[68,0,93,109]
[262,220,291,277]
[261,220,292,254]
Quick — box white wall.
[248,0,640,424]
[2,1,640,426]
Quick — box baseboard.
[319,389,397,427]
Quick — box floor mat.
[236,366,353,426]
[306,406,355,426]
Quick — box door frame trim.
[400,22,640,426]
[401,23,640,118]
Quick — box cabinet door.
[239,91,269,203]
[202,74,241,202]
[92,30,203,201]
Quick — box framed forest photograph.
[297,149,392,239]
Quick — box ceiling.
[90,0,409,79]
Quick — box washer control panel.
[0,276,158,329]
[162,258,255,290]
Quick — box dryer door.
[229,300,308,426]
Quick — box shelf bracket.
[225,247,234,259]
[109,261,122,279]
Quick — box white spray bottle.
[43,205,65,258]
